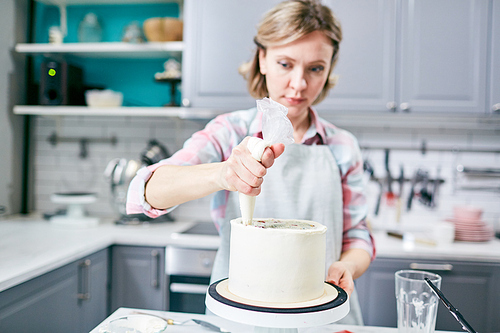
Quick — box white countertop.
[1,214,500,293]
[90,307,461,333]
[0,215,219,292]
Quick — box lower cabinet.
[0,248,109,333]
[110,245,167,312]
[356,257,500,332]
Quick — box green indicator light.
[48,69,56,76]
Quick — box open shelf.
[34,0,179,5]
[13,105,222,119]
[15,42,183,59]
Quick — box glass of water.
[395,270,442,333]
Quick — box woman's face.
[259,31,334,122]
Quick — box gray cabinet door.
[355,257,500,332]
[399,0,488,113]
[317,0,397,113]
[182,0,280,111]
[490,0,500,114]
[81,249,110,333]
[110,245,166,312]
[0,249,108,333]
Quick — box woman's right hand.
[219,137,285,195]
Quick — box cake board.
[206,279,349,333]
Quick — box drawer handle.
[77,259,91,300]
[410,263,453,271]
[151,250,160,288]
[170,283,208,294]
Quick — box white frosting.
[228,218,327,304]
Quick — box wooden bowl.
[143,18,183,42]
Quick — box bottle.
[78,13,102,43]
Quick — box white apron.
[210,143,364,325]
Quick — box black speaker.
[40,60,85,105]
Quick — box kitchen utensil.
[424,278,477,333]
[387,231,436,247]
[395,270,441,333]
[132,311,229,332]
[407,169,427,210]
[101,314,167,333]
[363,159,383,216]
[395,164,404,222]
[384,149,396,206]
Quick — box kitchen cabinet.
[0,248,109,333]
[110,245,167,312]
[181,0,281,110]
[490,0,500,114]
[183,0,491,114]
[355,257,500,332]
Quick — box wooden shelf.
[13,105,222,119]
[15,42,183,59]
[34,0,179,5]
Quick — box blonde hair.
[239,0,342,105]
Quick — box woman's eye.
[310,65,325,73]
[278,61,290,69]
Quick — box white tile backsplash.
[32,115,500,230]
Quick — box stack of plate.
[446,205,494,242]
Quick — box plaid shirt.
[126,107,375,259]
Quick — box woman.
[127,0,375,324]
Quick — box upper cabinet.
[319,0,489,114]
[398,0,488,114]
[181,0,281,111]
[317,0,397,113]
[490,0,500,114]
[182,0,495,114]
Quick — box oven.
[166,222,218,314]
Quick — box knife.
[192,319,230,332]
[424,278,477,333]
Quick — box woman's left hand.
[326,261,355,296]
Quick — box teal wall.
[33,3,180,106]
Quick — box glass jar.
[78,13,102,43]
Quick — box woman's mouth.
[284,97,306,105]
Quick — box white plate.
[99,314,167,333]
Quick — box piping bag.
[239,98,294,225]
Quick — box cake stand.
[206,278,349,333]
[50,192,99,228]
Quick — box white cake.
[228,218,327,304]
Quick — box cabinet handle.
[386,101,397,112]
[409,263,453,271]
[400,102,410,112]
[170,283,209,295]
[77,259,91,300]
[492,103,500,112]
[181,98,191,107]
[151,250,160,288]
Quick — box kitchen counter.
[0,215,219,292]
[1,214,500,293]
[90,307,461,333]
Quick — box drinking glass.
[395,270,441,333]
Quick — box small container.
[49,26,63,44]
[85,89,123,107]
[78,13,102,43]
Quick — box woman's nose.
[290,69,307,91]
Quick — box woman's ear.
[258,48,267,75]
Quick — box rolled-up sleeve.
[125,109,255,218]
